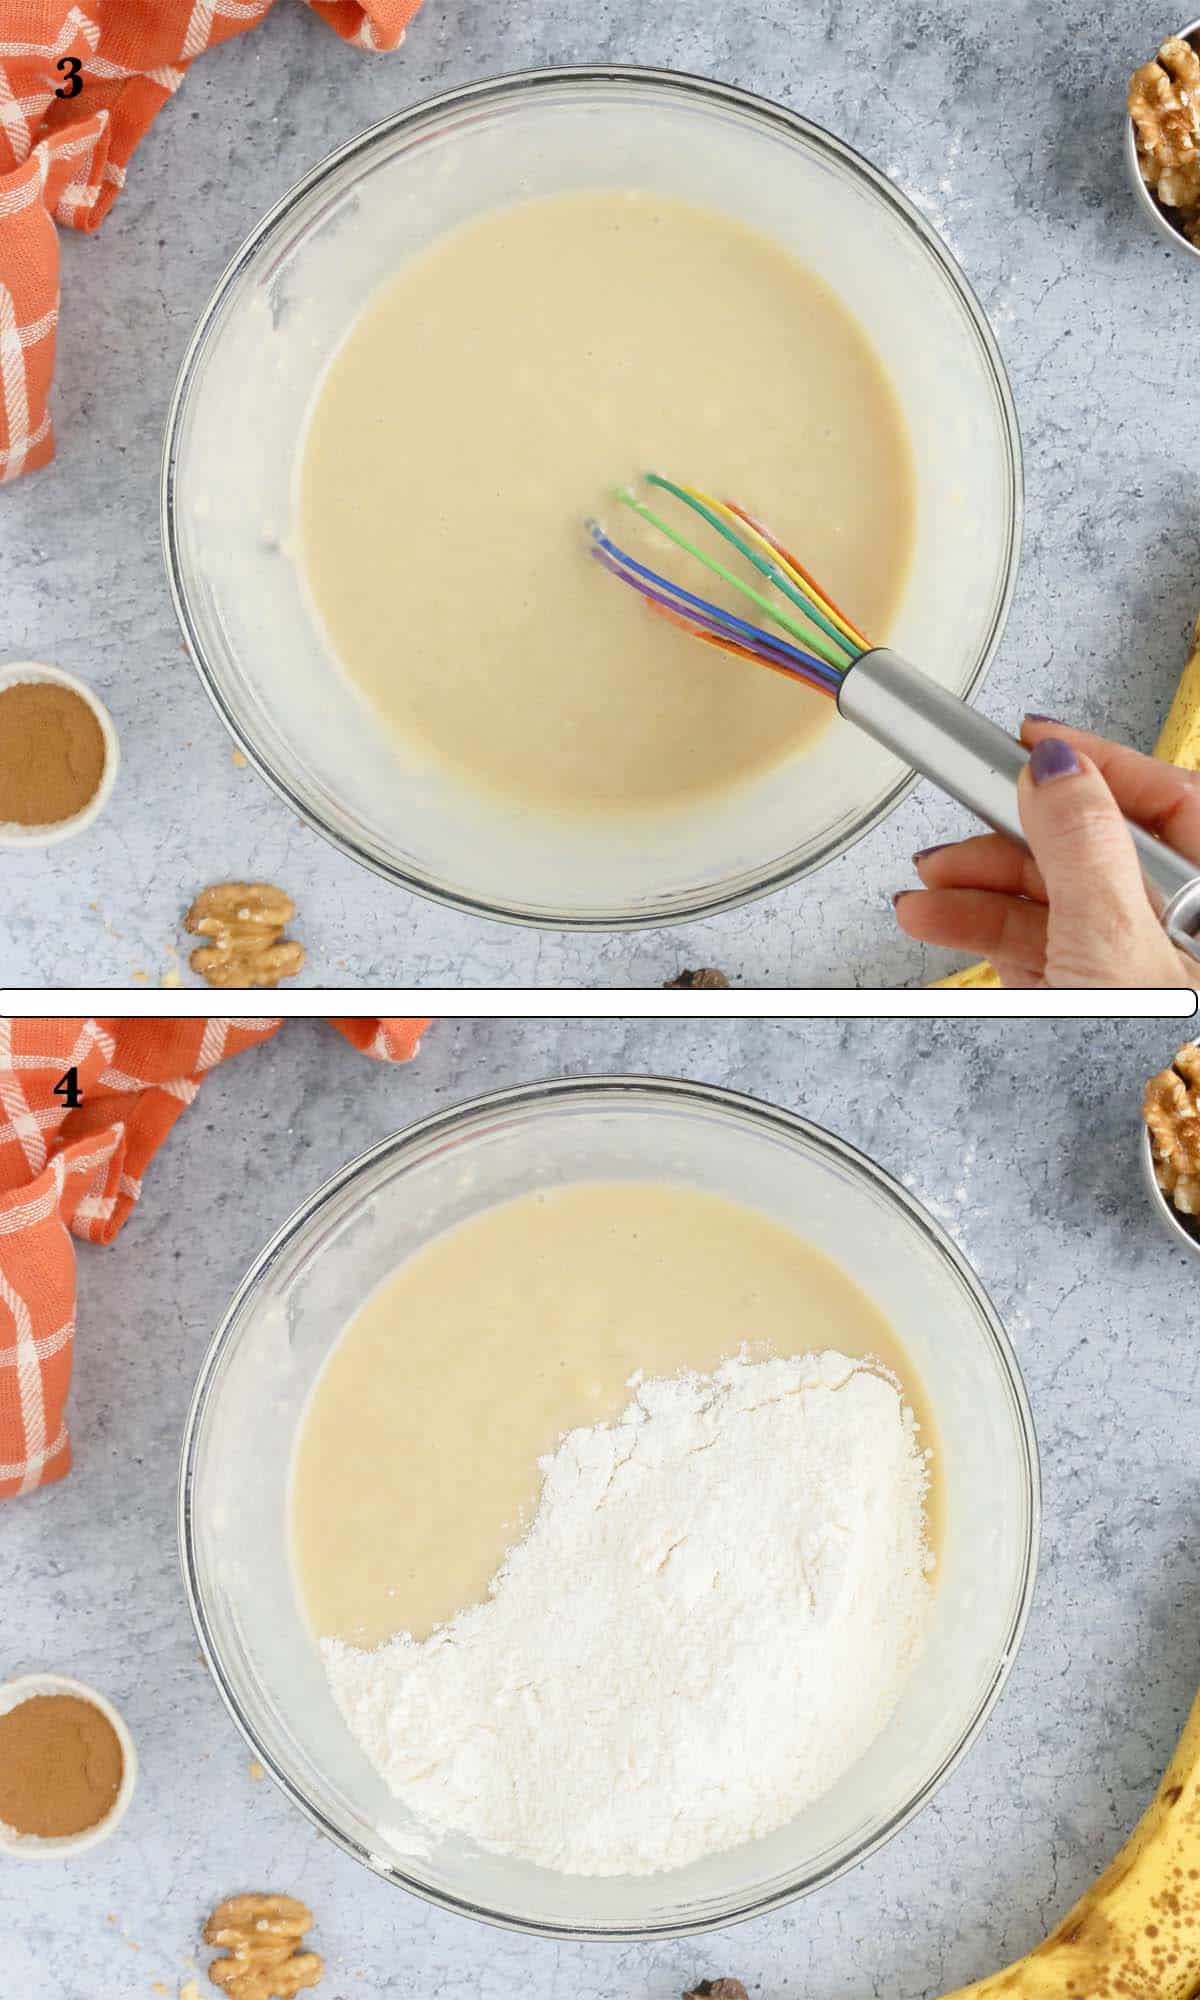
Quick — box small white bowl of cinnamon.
[0,661,120,848]
[0,1672,138,1858]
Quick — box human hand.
[893,718,1200,989]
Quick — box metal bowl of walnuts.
[1126,22,1200,263]
[1142,1040,1200,1258]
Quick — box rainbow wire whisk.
[585,474,871,702]
[585,473,1200,962]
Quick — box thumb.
[1017,736,1178,986]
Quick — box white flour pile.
[324,1351,933,1876]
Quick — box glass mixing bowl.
[162,67,1022,930]
[179,1076,1039,1939]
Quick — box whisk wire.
[710,495,869,655]
[642,475,861,664]
[587,472,874,704]
[615,489,844,669]
[587,522,842,696]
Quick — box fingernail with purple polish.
[892,890,915,909]
[1029,737,1080,785]
[913,843,952,864]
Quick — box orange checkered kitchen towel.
[0,0,422,482]
[0,1015,429,1497]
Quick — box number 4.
[53,1067,82,1109]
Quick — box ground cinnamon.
[0,1692,123,1837]
[0,680,107,827]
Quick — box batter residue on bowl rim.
[297,189,915,816]
[289,1180,939,1649]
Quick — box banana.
[942,1681,1200,1998]
[928,611,1200,992]
[929,959,1001,991]
[686,1685,1200,1999]
[1154,610,1200,771]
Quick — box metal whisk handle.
[838,648,1200,964]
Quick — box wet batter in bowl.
[289,1181,938,1648]
[297,191,914,813]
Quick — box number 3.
[55,55,83,100]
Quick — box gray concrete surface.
[2,2,1197,987]
[3,1015,1199,1996]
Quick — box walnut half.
[1144,1043,1200,1215]
[203,1894,323,2000]
[664,967,731,989]
[184,882,305,991]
